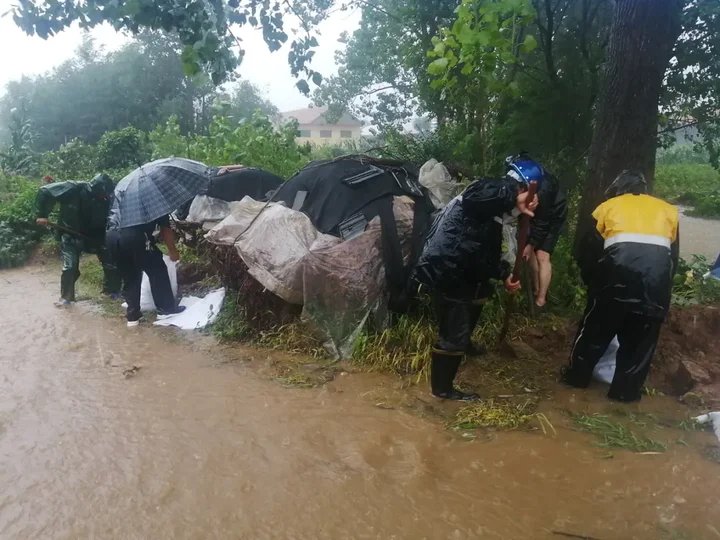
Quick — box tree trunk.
[574,0,683,257]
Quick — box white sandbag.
[154,288,226,330]
[419,159,460,209]
[140,255,178,311]
[592,336,619,384]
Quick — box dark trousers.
[565,296,663,402]
[107,229,175,321]
[59,234,122,301]
[60,234,82,301]
[433,292,485,352]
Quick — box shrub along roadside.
[655,163,720,218]
[0,175,45,268]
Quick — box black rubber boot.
[466,342,487,357]
[430,351,480,401]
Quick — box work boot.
[430,351,480,401]
[559,366,591,389]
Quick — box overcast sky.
[0,8,361,112]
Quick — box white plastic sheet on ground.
[154,288,226,330]
[419,159,459,209]
[592,336,619,384]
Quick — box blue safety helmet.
[505,154,545,186]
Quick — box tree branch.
[658,120,698,134]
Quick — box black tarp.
[176,167,283,220]
[274,156,434,236]
[207,168,283,202]
[273,155,437,312]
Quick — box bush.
[656,144,709,166]
[96,126,150,170]
[0,175,44,268]
[41,139,98,179]
[655,163,720,218]
[672,255,720,306]
[148,116,191,160]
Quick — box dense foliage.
[0,175,44,268]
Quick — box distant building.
[279,106,363,145]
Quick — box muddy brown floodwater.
[678,208,720,260]
[1,264,720,540]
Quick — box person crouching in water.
[106,215,185,327]
[562,170,679,402]
[412,174,538,401]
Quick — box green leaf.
[296,79,310,95]
[520,34,538,53]
[428,57,449,75]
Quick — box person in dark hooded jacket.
[412,175,538,401]
[562,170,679,402]
[36,173,122,305]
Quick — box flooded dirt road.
[678,208,720,260]
[1,264,719,539]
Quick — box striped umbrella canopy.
[111,157,213,228]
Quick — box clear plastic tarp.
[205,196,417,358]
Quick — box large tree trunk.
[574,0,683,257]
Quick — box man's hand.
[522,243,535,262]
[504,275,521,293]
[36,218,49,226]
[515,190,538,217]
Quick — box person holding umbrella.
[106,214,184,326]
[35,173,122,306]
[106,157,211,326]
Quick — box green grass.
[571,413,667,453]
[655,163,720,218]
[211,292,252,342]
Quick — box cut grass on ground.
[571,413,667,453]
[451,398,556,435]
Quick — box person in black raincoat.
[412,174,538,401]
[506,155,568,309]
[562,170,680,402]
[105,214,185,327]
[35,173,121,305]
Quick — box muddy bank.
[654,306,720,407]
[531,305,720,408]
[1,263,720,539]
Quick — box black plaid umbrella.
[110,157,212,228]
